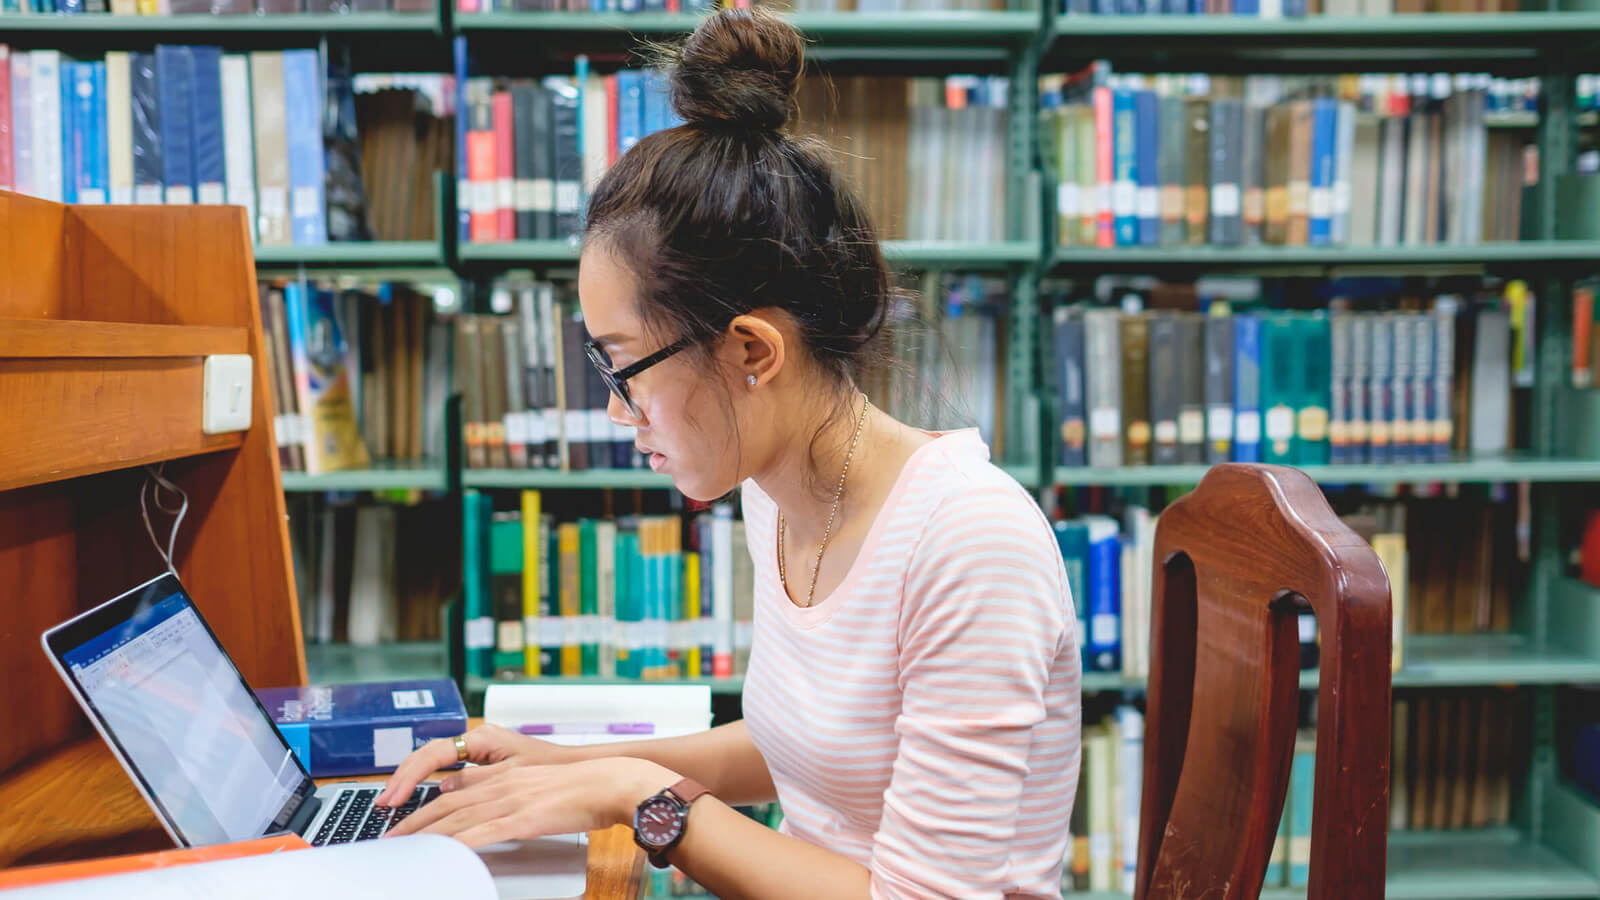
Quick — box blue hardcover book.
[155,45,195,205]
[1112,84,1138,247]
[90,61,108,206]
[255,679,469,778]
[454,37,471,242]
[1054,519,1090,671]
[1233,313,1262,463]
[1136,89,1160,246]
[1391,312,1414,464]
[1235,0,1258,14]
[59,0,82,14]
[1308,98,1335,246]
[68,62,93,205]
[1283,0,1306,18]
[130,51,163,205]
[282,50,327,245]
[616,69,644,156]
[189,46,226,206]
[1092,0,1116,15]
[1368,313,1394,465]
[641,68,667,139]
[1084,515,1121,673]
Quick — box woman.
[382,10,1081,897]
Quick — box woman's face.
[577,243,746,503]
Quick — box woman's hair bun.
[670,8,804,133]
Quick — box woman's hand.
[376,723,577,807]
[383,756,679,849]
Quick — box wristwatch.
[632,777,711,869]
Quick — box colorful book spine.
[1112,82,1138,247]
[1297,313,1331,466]
[521,491,544,677]
[189,46,225,206]
[282,49,327,245]
[462,491,494,679]
[1084,515,1122,673]
[1232,313,1262,463]
[1135,88,1160,247]
[155,45,193,205]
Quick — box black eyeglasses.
[585,336,694,420]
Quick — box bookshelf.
[1047,239,1600,273]
[1054,456,1600,487]
[282,458,449,491]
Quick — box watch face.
[634,795,682,848]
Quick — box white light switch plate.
[203,354,254,435]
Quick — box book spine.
[1148,313,1180,466]
[1289,733,1315,885]
[34,50,61,202]
[1177,313,1207,464]
[1233,313,1262,462]
[1210,97,1243,246]
[11,53,33,199]
[0,47,13,194]
[106,52,134,206]
[1112,83,1138,247]
[549,77,582,238]
[1204,312,1235,464]
[156,46,194,205]
[282,50,326,245]
[1308,97,1335,246]
[1348,312,1371,464]
[1183,94,1210,245]
[70,62,94,204]
[493,87,515,240]
[1087,309,1123,467]
[219,54,255,237]
[1411,311,1435,464]
[1330,313,1352,465]
[1056,307,1088,468]
[1135,88,1160,247]
[1121,313,1151,466]
[1391,312,1414,463]
[1242,101,1266,245]
[521,491,543,677]
[1094,85,1115,248]
[454,36,471,243]
[190,47,225,206]
[1158,89,1187,246]
[512,84,535,242]
[1432,298,1457,462]
[1368,313,1394,464]
[91,61,107,204]
[1084,517,1122,673]
[579,519,599,676]
[466,79,496,242]
[1262,314,1298,465]
[1297,314,1331,466]
[1332,100,1355,245]
[462,492,495,678]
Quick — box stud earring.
[747,375,757,387]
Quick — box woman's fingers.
[439,760,506,794]
[379,734,466,806]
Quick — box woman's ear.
[724,311,787,389]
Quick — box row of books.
[1065,691,1525,893]
[459,74,590,244]
[0,46,438,246]
[260,279,452,474]
[1,0,429,11]
[1048,289,1528,469]
[1040,68,1522,249]
[288,497,461,645]
[1062,0,1524,16]
[792,75,1011,244]
[456,0,1004,12]
[462,491,757,681]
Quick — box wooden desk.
[0,722,644,900]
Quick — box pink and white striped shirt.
[741,429,1082,900]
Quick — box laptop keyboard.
[310,785,440,846]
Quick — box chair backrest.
[1133,464,1392,900]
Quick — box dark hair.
[582,8,893,392]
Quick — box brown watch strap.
[666,777,711,808]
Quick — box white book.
[10,52,33,197]
[221,54,258,243]
[1377,116,1406,246]
[581,72,607,198]
[105,53,134,206]
[30,50,62,204]
[1331,100,1355,246]
[347,505,398,647]
[1348,112,1381,247]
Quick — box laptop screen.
[53,579,314,846]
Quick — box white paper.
[483,683,712,739]
[4,835,497,900]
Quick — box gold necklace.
[777,392,869,608]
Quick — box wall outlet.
[203,354,254,435]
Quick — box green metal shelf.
[1047,240,1600,272]
[305,640,450,683]
[1045,12,1600,71]
[454,10,1042,44]
[1083,633,1600,692]
[282,459,448,492]
[1071,827,1600,900]
[1054,457,1600,488]
[1487,110,1600,129]
[468,673,745,696]
[254,240,446,270]
[464,468,675,490]
[0,11,441,33]
[458,239,1040,269]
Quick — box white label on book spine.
[135,184,164,206]
[1179,410,1206,444]
[1154,420,1178,445]
[555,182,580,215]
[274,414,292,447]
[495,178,514,212]
[1090,834,1113,863]
[514,179,536,212]
[1333,179,1352,215]
[1137,186,1159,220]
[78,188,106,205]
[1208,407,1232,441]
[1090,407,1121,440]
[1298,612,1318,642]
[472,181,495,216]
[1265,405,1295,441]
[1097,183,1113,217]
[1235,411,1262,444]
[540,616,565,647]
[391,689,435,710]
[165,186,193,205]
[111,187,133,206]
[1112,180,1136,215]
[734,621,754,651]
[465,616,495,650]
[1091,613,1118,646]
[372,727,414,768]
[1309,186,1331,219]
[1212,183,1241,218]
[198,182,225,205]
[292,185,320,218]
[1058,182,1080,218]
[497,620,524,652]
[532,178,554,212]
[523,616,540,644]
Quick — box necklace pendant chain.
[778,393,869,609]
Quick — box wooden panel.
[63,204,255,328]
[0,192,66,319]
[0,485,84,777]
[0,729,646,900]
[0,358,244,492]
[1,319,248,359]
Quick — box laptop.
[41,572,588,897]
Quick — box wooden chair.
[1134,463,1392,900]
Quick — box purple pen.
[518,722,655,736]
